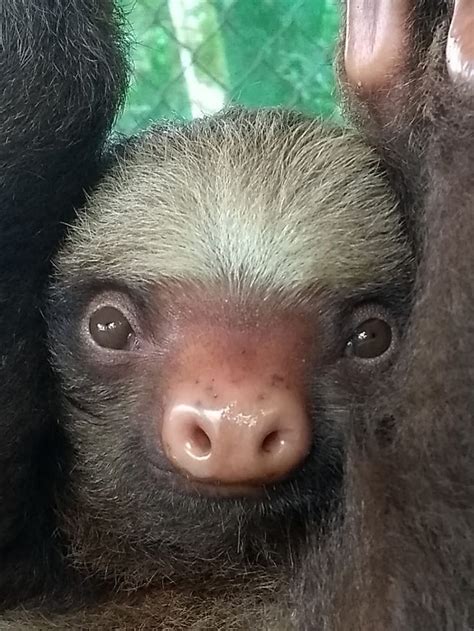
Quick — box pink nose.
[161,383,311,488]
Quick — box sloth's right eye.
[89,306,134,350]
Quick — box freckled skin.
[157,291,316,486]
[154,286,317,406]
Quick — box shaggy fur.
[57,110,408,295]
[0,0,128,607]
[294,3,474,629]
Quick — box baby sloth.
[42,109,412,627]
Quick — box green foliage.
[117,0,340,134]
[118,1,190,132]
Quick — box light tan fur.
[56,109,411,298]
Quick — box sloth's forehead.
[56,117,411,294]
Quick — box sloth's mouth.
[187,479,264,498]
[147,457,293,499]
[148,460,269,498]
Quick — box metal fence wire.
[117,0,340,133]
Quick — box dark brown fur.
[295,3,474,629]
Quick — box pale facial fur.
[56,109,411,299]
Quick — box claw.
[447,0,474,88]
[344,0,411,92]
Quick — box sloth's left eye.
[89,306,135,350]
[346,318,393,359]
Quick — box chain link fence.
[117,0,340,133]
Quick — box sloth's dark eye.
[89,306,134,350]
[347,318,392,359]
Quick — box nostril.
[261,430,285,454]
[185,424,212,459]
[162,391,311,488]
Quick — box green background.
[117,0,340,133]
